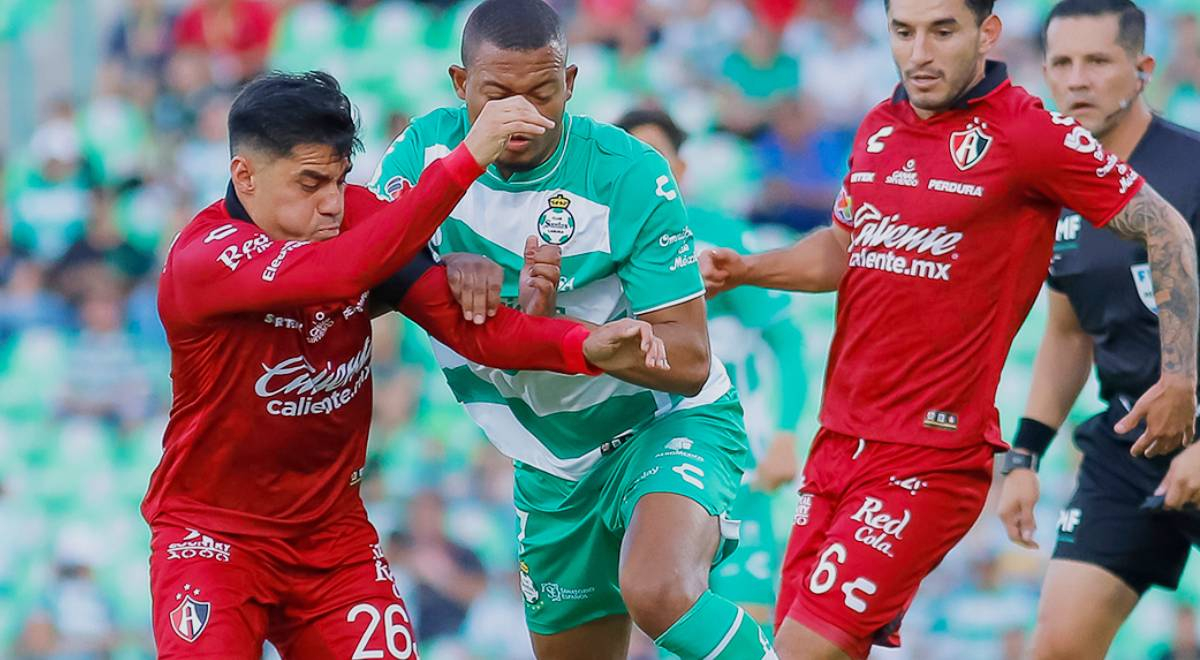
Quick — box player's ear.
[231,155,254,196]
[979,14,1002,54]
[564,64,578,101]
[449,65,468,102]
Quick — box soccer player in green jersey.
[616,108,807,642]
[368,1,774,658]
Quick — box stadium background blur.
[0,0,1199,657]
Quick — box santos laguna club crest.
[949,118,993,171]
[170,584,210,643]
[538,193,576,246]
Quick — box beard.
[904,56,985,114]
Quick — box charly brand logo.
[255,338,372,417]
[538,194,576,246]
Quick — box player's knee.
[1030,617,1104,660]
[618,563,705,638]
[775,620,851,660]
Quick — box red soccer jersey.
[144,145,598,537]
[821,61,1143,450]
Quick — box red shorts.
[149,513,417,659]
[775,428,993,659]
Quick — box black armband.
[1011,417,1057,458]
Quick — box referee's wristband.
[1011,417,1057,459]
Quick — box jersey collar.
[468,110,574,188]
[224,182,253,223]
[891,60,1011,112]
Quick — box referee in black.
[996,1,1200,659]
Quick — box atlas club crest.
[169,584,211,643]
[537,193,576,246]
[949,118,993,171]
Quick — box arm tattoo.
[1108,184,1199,379]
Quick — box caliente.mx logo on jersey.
[538,194,576,246]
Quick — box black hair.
[228,70,361,160]
[461,0,565,65]
[616,108,688,152]
[1043,0,1146,55]
[884,0,996,25]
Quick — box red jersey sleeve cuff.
[1090,175,1145,229]
[562,325,602,376]
[442,144,486,188]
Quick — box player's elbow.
[675,349,710,397]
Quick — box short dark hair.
[461,0,565,65]
[228,71,361,160]
[884,0,996,25]
[616,108,688,153]
[1043,0,1146,55]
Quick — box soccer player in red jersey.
[143,71,668,659]
[700,0,1199,657]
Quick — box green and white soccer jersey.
[369,107,735,479]
[371,107,750,634]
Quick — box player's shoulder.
[169,202,270,277]
[570,114,674,192]
[849,96,904,154]
[407,105,466,138]
[985,83,1059,128]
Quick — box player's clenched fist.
[520,235,562,317]
[463,96,555,167]
[700,247,748,298]
[997,464,1040,549]
[583,319,669,372]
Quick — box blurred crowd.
[1,0,1199,658]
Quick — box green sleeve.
[611,152,705,315]
[367,122,426,202]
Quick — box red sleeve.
[1019,102,1144,228]
[398,266,603,376]
[168,144,482,322]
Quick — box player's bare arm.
[445,240,708,393]
[998,291,1093,548]
[1105,183,1199,457]
[701,224,851,297]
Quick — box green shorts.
[514,391,750,635]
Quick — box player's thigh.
[270,545,418,660]
[612,393,750,564]
[531,613,633,660]
[514,463,629,652]
[1029,559,1139,660]
[149,524,269,659]
[782,445,991,658]
[775,431,847,632]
